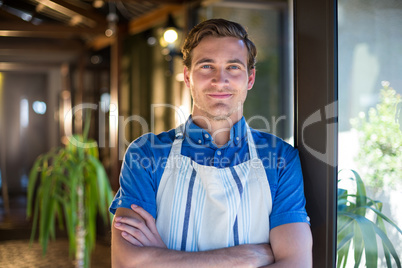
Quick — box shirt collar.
[184,115,247,146]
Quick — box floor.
[0,195,111,268]
[0,240,111,268]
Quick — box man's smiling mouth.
[207,93,233,99]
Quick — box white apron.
[156,124,272,251]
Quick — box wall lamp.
[160,15,182,56]
[159,14,182,75]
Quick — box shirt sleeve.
[109,134,159,218]
[269,145,310,229]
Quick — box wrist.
[236,244,274,267]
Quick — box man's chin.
[211,115,231,121]
[206,111,235,122]
[193,104,241,122]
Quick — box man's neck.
[192,115,242,147]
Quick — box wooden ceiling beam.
[0,36,84,50]
[0,21,105,38]
[0,62,63,72]
[128,4,184,35]
[104,0,186,3]
[87,4,184,51]
[41,0,107,26]
[88,35,115,51]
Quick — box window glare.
[20,98,29,128]
[33,101,47,115]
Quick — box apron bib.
[156,124,272,251]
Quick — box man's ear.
[247,68,256,90]
[183,66,191,88]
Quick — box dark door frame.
[294,0,338,267]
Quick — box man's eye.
[201,65,211,69]
[228,65,240,70]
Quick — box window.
[338,0,402,267]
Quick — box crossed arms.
[111,205,313,268]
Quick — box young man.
[110,19,312,267]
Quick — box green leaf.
[86,139,99,158]
[372,225,402,268]
[350,170,367,216]
[337,238,351,268]
[54,195,65,230]
[63,202,76,258]
[376,217,392,268]
[337,232,354,251]
[84,178,96,253]
[88,155,112,224]
[82,111,91,141]
[38,161,53,255]
[362,205,402,235]
[352,221,364,268]
[27,154,44,218]
[337,214,354,234]
[29,188,41,244]
[341,212,378,268]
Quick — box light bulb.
[163,29,178,44]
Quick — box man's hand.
[114,204,166,248]
[112,205,275,267]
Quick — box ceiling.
[0,0,194,66]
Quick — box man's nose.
[211,69,229,87]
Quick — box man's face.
[184,36,256,122]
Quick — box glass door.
[337,0,402,267]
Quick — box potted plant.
[337,170,402,268]
[26,113,113,268]
[350,81,402,190]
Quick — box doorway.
[0,71,57,237]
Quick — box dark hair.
[181,18,257,72]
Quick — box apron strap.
[168,124,185,157]
[246,126,259,160]
[175,123,185,139]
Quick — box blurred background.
[0,0,294,266]
[0,0,401,267]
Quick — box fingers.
[113,205,166,248]
[114,216,155,246]
[130,205,166,248]
[130,204,159,234]
[121,231,144,247]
